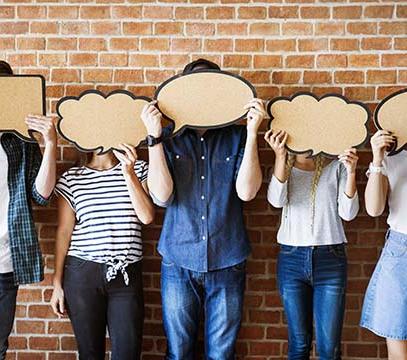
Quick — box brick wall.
[1,0,406,358]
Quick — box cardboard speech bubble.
[0,75,46,142]
[154,70,256,134]
[267,92,370,157]
[374,88,407,156]
[56,90,151,154]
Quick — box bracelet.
[368,162,386,175]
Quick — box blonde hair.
[285,154,325,231]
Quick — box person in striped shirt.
[50,144,154,360]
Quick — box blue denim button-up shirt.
[1,133,48,285]
[156,125,251,272]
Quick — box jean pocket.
[231,261,246,272]
[328,245,347,259]
[384,240,407,258]
[64,256,88,269]
[161,259,176,267]
[279,244,297,254]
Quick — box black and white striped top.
[55,161,148,284]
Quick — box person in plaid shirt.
[0,61,57,359]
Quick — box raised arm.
[113,144,155,225]
[236,98,265,201]
[26,115,57,200]
[141,101,174,207]
[265,130,289,208]
[365,130,394,217]
[50,196,75,318]
[338,148,359,221]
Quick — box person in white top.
[360,130,407,358]
[0,61,57,360]
[265,129,359,359]
[50,144,154,360]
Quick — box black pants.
[0,272,18,360]
[63,256,144,360]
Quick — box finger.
[122,143,137,160]
[51,301,58,315]
[281,132,288,146]
[59,298,65,315]
[118,144,135,161]
[113,150,126,162]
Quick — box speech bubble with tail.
[0,75,46,142]
[56,90,151,154]
[267,92,370,157]
[154,70,256,134]
[374,88,407,156]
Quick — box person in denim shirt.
[141,59,265,359]
[0,61,57,360]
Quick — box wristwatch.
[146,134,163,147]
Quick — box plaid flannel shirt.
[1,133,49,285]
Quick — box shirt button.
[202,236,206,240]
[226,157,230,161]
[176,155,180,159]
[201,216,205,220]
[200,138,204,142]
[201,156,205,160]
[201,175,205,180]
[201,195,205,200]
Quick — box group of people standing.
[0,58,406,360]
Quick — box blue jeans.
[161,259,246,360]
[0,273,18,360]
[277,244,347,360]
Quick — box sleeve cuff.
[149,190,174,208]
[32,185,50,206]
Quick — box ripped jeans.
[277,244,347,360]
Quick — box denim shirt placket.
[199,135,209,272]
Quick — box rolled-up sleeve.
[338,165,359,221]
[267,175,288,208]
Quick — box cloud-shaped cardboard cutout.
[267,92,370,157]
[374,88,407,156]
[0,75,45,142]
[154,70,256,134]
[57,90,151,153]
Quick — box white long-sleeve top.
[267,160,359,246]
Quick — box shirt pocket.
[169,152,193,189]
[213,154,238,185]
[384,240,407,258]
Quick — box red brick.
[268,6,298,18]
[249,23,278,36]
[80,5,110,18]
[334,71,365,84]
[206,6,235,19]
[224,55,252,68]
[303,71,332,84]
[379,21,407,35]
[317,54,347,68]
[123,22,152,35]
[235,39,264,52]
[204,39,232,52]
[300,6,330,18]
[285,55,314,68]
[333,6,362,19]
[238,6,267,19]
